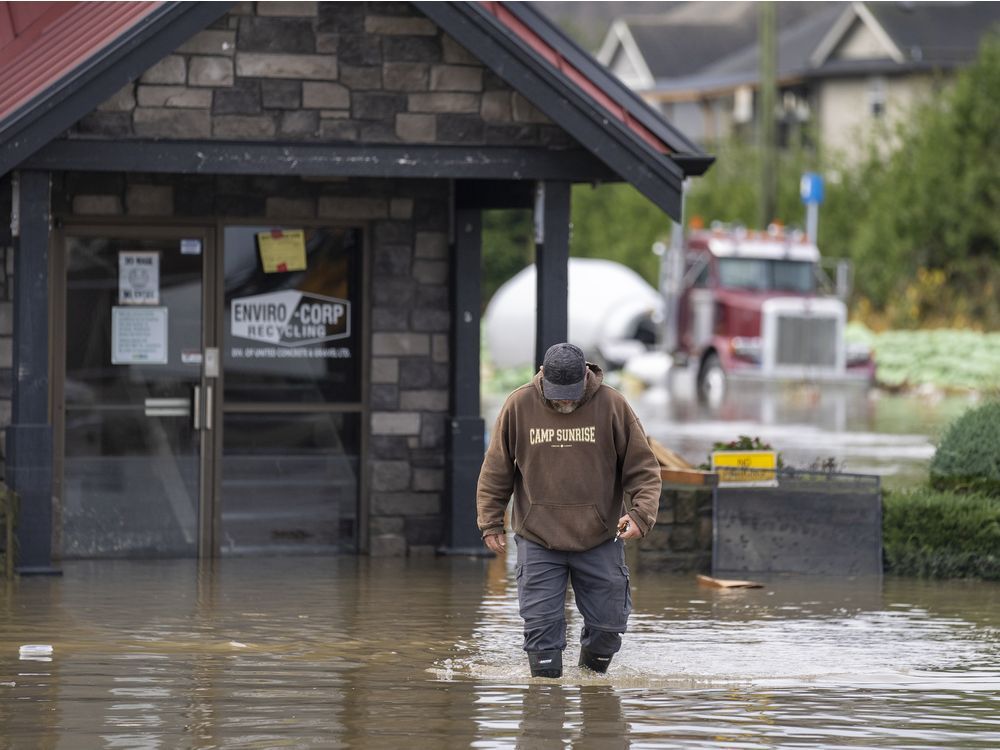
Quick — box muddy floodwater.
[2,555,999,748]
[618,379,978,489]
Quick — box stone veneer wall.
[72,1,576,150]
[53,171,452,556]
[636,485,714,571]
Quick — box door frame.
[50,216,370,558]
[52,221,219,558]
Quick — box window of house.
[868,76,887,119]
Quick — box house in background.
[597,1,1000,157]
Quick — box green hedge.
[883,487,1000,579]
[929,400,1000,495]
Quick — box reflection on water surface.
[1,555,999,748]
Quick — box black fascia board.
[502,2,708,162]
[23,140,621,182]
[415,1,686,217]
[455,179,536,210]
[670,154,716,178]
[0,2,235,178]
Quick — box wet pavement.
[2,554,999,748]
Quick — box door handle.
[193,385,201,430]
[205,384,213,431]
[144,398,190,417]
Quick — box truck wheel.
[698,353,726,405]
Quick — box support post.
[7,170,58,574]
[442,206,488,555]
[533,181,571,369]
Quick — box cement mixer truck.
[660,223,875,403]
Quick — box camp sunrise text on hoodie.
[476,363,661,552]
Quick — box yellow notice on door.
[257,229,307,273]
[711,451,778,487]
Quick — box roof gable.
[833,16,899,62]
[0,1,712,220]
[599,2,836,82]
[812,2,904,66]
[596,19,654,89]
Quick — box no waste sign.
[711,451,778,487]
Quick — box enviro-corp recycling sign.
[230,290,352,359]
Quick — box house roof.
[630,22,756,81]
[0,1,711,220]
[0,1,232,177]
[600,2,838,84]
[669,4,847,95]
[0,2,160,124]
[845,1,1000,65]
[604,1,1000,102]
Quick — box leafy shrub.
[883,488,1000,579]
[929,401,1000,495]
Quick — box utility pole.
[757,1,777,229]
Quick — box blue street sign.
[800,172,824,205]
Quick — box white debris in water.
[19,644,53,661]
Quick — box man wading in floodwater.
[477,343,661,678]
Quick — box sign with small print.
[118,251,160,305]
[111,306,168,364]
[257,229,307,273]
[711,451,779,487]
[180,239,202,255]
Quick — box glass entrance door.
[57,227,215,558]
[219,225,363,555]
[55,223,363,559]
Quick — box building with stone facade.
[0,1,710,568]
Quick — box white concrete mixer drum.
[484,258,664,369]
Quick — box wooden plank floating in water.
[696,575,764,589]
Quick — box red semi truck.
[661,224,875,403]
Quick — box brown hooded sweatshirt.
[476,362,661,551]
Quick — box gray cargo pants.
[514,535,632,655]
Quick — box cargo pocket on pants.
[619,564,633,622]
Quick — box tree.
[569,183,669,285]
[821,33,1000,325]
[482,209,533,311]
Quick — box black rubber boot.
[528,650,563,678]
[578,647,613,673]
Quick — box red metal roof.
[0,1,161,124]
[479,1,671,156]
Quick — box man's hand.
[483,532,507,555]
[616,514,641,542]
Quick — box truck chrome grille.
[775,315,838,367]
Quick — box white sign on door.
[111,306,168,364]
[119,251,160,305]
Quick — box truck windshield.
[717,258,816,292]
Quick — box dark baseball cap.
[541,343,586,400]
